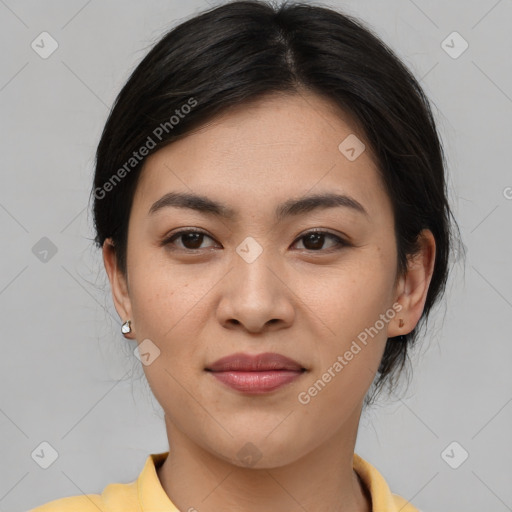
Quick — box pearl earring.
[121,320,132,336]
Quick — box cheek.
[303,248,395,378]
[127,254,210,341]
[304,248,395,330]
[129,272,205,423]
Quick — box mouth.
[205,352,306,372]
[205,352,307,394]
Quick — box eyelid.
[292,228,350,250]
[296,227,348,241]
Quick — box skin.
[103,91,436,512]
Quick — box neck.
[157,408,372,512]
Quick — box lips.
[206,352,305,372]
[206,352,306,393]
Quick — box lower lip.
[208,370,304,394]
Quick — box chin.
[205,432,309,470]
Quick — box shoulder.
[353,452,421,512]
[27,480,138,512]
[28,452,167,512]
[27,494,104,512]
[392,492,422,511]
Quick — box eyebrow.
[148,191,369,221]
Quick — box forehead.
[132,92,391,222]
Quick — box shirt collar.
[138,451,412,511]
[353,452,404,510]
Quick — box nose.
[216,246,295,333]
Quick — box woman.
[30,1,461,510]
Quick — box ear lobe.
[389,229,436,337]
[102,238,132,324]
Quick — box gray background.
[1,1,511,511]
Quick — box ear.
[102,238,134,337]
[388,229,436,337]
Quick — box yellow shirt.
[29,452,419,511]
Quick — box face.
[104,92,429,469]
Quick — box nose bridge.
[217,235,293,331]
[231,235,279,298]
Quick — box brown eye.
[162,229,348,253]
[179,232,206,249]
[293,231,347,251]
[164,230,217,250]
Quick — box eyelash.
[161,228,349,253]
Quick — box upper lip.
[206,352,305,372]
